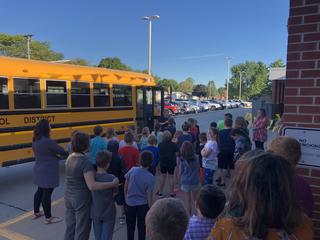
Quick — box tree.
[269,58,285,68]
[157,79,178,94]
[0,33,64,61]
[65,58,89,66]
[218,87,226,99]
[98,57,132,71]
[178,77,194,93]
[229,61,268,100]
[207,80,218,98]
[193,84,208,97]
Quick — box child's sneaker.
[119,215,126,225]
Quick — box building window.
[14,78,41,109]
[113,85,132,107]
[0,77,9,109]
[93,83,110,107]
[71,82,90,108]
[46,80,67,108]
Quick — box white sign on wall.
[283,127,320,167]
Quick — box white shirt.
[202,140,218,170]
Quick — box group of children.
[64,109,316,240]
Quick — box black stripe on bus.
[0,107,133,115]
[0,130,126,152]
[0,118,134,134]
[2,157,35,167]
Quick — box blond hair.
[268,136,301,166]
[162,130,172,142]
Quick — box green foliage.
[193,84,208,97]
[0,33,64,61]
[218,87,226,99]
[207,80,218,98]
[229,61,268,100]
[98,57,132,71]
[269,58,285,68]
[157,79,178,94]
[65,58,89,66]
[178,77,194,93]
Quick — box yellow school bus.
[0,56,163,167]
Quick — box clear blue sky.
[0,0,289,87]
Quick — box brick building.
[284,0,320,237]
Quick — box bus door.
[136,86,164,132]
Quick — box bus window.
[93,83,110,107]
[46,80,67,108]
[71,82,90,108]
[0,77,9,109]
[113,85,132,107]
[14,78,41,109]
[154,90,162,117]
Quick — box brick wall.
[284,0,320,237]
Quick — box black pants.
[33,187,54,218]
[126,204,149,240]
[255,141,264,150]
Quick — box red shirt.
[118,146,140,172]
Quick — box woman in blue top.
[180,141,200,215]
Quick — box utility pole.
[23,34,33,60]
[142,15,160,75]
[239,71,242,100]
[225,56,232,101]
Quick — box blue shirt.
[219,128,235,154]
[180,158,200,186]
[184,215,216,240]
[125,167,155,206]
[142,146,160,168]
[89,136,107,164]
[178,133,193,149]
[139,136,149,150]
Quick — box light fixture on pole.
[225,56,232,102]
[141,15,160,75]
[23,34,33,60]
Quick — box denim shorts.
[181,184,200,192]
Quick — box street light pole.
[225,56,232,101]
[23,34,33,60]
[142,15,160,75]
[239,71,242,100]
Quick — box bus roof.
[0,56,155,86]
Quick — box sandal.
[156,191,163,197]
[169,193,176,198]
[32,212,44,220]
[45,216,63,224]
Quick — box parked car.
[165,102,179,115]
[210,100,224,110]
[175,101,193,114]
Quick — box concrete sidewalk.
[0,178,186,240]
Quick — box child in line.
[167,117,177,137]
[184,185,226,240]
[230,128,251,163]
[119,129,139,149]
[158,130,179,197]
[90,125,108,168]
[268,136,314,218]
[91,151,117,240]
[142,135,160,175]
[197,132,207,185]
[125,151,155,240]
[173,130,183,185]
[177,122,193,149]
[180,141,200,215]
[152,123,163,146]
[107,140,126,225]
[216,118,235,187]
[146,198,189,240]
[118,132,140,172]
[201,128,219,185]
[139,127,150,150]
[106,128,119,143]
